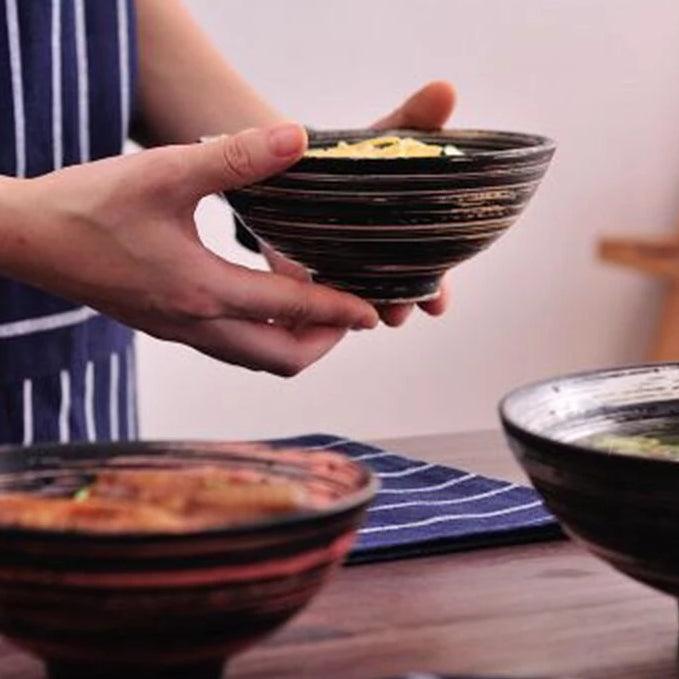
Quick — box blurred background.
[137,0,679,441]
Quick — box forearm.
[132,0,284,146]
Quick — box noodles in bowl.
[304,135,464,158]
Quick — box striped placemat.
[269,434,562,564]
[384,675,563,679]
[384,675,567,679]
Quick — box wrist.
[0,175,34,276]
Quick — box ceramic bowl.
[225,127,556,303]
[499,362,679,601]
[0,440,376,679]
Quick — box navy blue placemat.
[383,675,565,679]
[269,434,563,565]
[383,675,560,679]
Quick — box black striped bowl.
[499,363,679,601]
[225,128,556,303]
[0,440,376,679]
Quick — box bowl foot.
[312,271,444,304]
[47,660,225,679]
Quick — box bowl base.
[312,271,443,304]
[47,660,225,679]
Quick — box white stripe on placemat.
[59,369,71,443]
[5,0,25,178]
[84,360,96,442]
[353,451,395,461]
[359,500,544,535]
[0,307,99,338]
[74,0,89,162]
[379,472,476,495]
[378,463,434,478]
[51,0,63,170]
[368,484,518,513]
[22,378,33,446]
[109,352,120,441]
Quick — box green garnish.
[73,487,91,502]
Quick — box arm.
[131,0,283,146]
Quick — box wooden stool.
[599,234,679,361]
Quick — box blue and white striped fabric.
[271,434,562,564]
[385,675,552,679]
[385,676,545,679]
[0,0,138,445]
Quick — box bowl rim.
[498,360,679,468]
[0,439,379,543]
[201,127,557,164]
[303,127,557,160]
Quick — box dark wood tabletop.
[0,430,677,679]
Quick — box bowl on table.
[499,362,679,603]
[224,127,556,303]
[0,440,376,678]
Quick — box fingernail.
[268,123,305,157]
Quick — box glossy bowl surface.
[0,439,376,678]
[226,127,556,303]
[499,362,679,600]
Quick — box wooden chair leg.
[648,281,679,362]
[598,234,679,362]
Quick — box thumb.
[186,122,307,198]
[373,80,456,131]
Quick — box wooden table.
[0,431,677,679]
[230,431,679,679]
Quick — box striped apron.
[0,0,138,446]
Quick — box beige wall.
[137,0,679,441]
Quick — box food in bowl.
[304,134,464,158]
[584,431,679,460]
[0,465,313,533]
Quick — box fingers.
[182,122,308,198]
[378,304,414,328]
[260,243,310,282]
[373,80,456,131]
[179,317,348,377]
[419,275,450,316]
[193,250,378,330]
[229,266,379,330]
[377,275,451,327]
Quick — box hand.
[372,80,456,327]
[0,123,378,376]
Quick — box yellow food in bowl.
[305,135,464,159]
